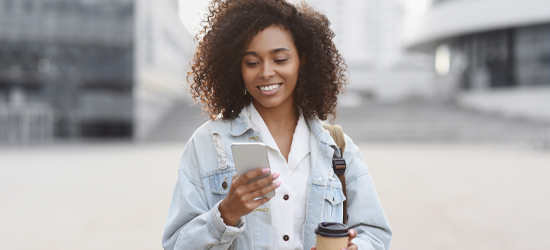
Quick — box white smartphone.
[231,142,275,198]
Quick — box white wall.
[307,0,435,102]
[134,0,195,140]
[404,0,550,51]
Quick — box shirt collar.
[248,103,311,170]
[248,103,279,151]
[287,111,310,170]
[230,104,339,155]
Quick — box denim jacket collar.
[230,106,341,157]
[230,108,254,136]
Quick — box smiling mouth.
[257,83,282,91]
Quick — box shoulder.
[189,118,233,140]
[179,118,235,171]
[341,132,371,181]
[342,133,359,156]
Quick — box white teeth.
[259,84,280,91]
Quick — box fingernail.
[262,168,270,173]
[275,181,282,187]
[273,173,280,179]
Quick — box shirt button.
[283,194,289,200]
[283,235,289,241]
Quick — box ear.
[300,52,306,67]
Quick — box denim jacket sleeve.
[343,134,392,250]
[162,137,245,250]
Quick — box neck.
[252,99,298,133]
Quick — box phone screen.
[231,142,275,198]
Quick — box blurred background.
[0,0,549,249]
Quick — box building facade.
[306,0,435,102]
[404,0,550,121]
[0,0,194,143]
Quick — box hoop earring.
[243,88,247,95]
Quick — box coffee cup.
[314,222,349,250]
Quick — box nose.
[259,61,275,79]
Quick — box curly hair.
[188,0,348,120]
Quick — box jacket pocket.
[324,185,346,205]
[322,182,346,222]
[207,169,236,203]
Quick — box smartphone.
[231,142,275,198]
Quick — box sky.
[178,0,299,35]
[178,0,211,34]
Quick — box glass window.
[514,24,550,86]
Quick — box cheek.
[241,68,255,85]
[285,64,300,83]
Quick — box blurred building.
[404,0,550,122]
[306,0,435,102]
[0,0,194,143]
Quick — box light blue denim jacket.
[162,108,392,250]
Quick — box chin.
[255,100,280,108]
[253,98,285,109]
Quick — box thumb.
[348,229,357,241]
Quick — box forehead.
[244,25,297,52]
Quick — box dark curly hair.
[188,0,348,120]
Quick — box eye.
[245,62,259,67]
[274,58,288,63]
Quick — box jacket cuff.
[207,201,245,243]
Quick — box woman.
[162,0,391,249]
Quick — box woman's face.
[241,25,301,111]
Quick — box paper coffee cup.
[314,222,349,250]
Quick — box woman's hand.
[310,229,358,250]
[218,168,281,226]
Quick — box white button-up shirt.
[248,104,311,250]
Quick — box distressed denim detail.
[211,132,227,169]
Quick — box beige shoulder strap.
[323,124,346,154]
[323,124,348,224]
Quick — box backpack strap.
[323,124,348,224]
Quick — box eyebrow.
[243,47,291,57]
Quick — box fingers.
[232,167,271,186]
[248,196,272,209]
[311,247,316,250]
[221,168,281,221]
[348,229,357,241]
[236,170,279,195]
[344,229,358,250]
[344,243,358,250]
[248,172,279,191]
[243,179,281,201]
[245,167,271,181]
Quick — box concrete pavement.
[1,142,549,250]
